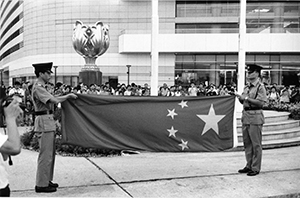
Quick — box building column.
[211,3,222,33]
[271,3,284,33]
[209,64,220,86]
[271,64,282,85]
[211,3,221,16]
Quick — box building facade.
[0,0,300,88]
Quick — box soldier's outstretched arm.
[49,93,78,104]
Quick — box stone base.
[79,70,102,85]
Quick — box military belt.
[34,110,53,115]
[244,107,262,111]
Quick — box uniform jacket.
[241,79,267,125]
[32,79,56,132]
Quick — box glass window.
[63,76,71,85]
[175,54,300,87]
[176,1,239,18]
[176,1,300,34]
[71,76,78,87]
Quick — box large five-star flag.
[61,94,237,152]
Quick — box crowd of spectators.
[1,80,300,127]
[267,84,300,104]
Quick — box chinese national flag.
[61,94,236,152]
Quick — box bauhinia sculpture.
[72,20,110,84]
[72,20,110,70]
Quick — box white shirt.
[188,87,198,96]
[0,131,9,189]
[8,87,25,97]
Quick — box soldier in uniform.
[236,64,267,176]
[32,62,77,193]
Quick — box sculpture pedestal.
[79,70,102,86]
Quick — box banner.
[61,94,236,152]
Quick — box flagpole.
[150,0,159,96]
[236,0,247,112]
[238,0,246,93]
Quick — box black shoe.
[49,181,59,188]
[247,170,259,176]
[35,186,57,193]
[238,167,252,173]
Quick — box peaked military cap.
[246,64,263,73]
[14,81,21,85]
[32,62,53,73]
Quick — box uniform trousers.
[242,124,262,172]
[36,131,55,187]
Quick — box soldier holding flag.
[236,64,267,176]
[31,62,77,193]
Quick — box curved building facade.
[1,0,300,88]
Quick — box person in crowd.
[142,83,150,96]
[219,86,230,96]
[72,87,79,94]
[104,82,114,95]
[267,86,280,103]
[280,85,291,97]
[197,83,206,96]
[279,87,290,103]
[87,84,97,95]
[24,99,34,126]
[123,85,132,96]
[116,84,126,96]
[188,83,198,96]
[102,85,112,95]
[0,81,6,100]
[8,82,26,126]
[45,83,55,95]
[80,84,88,94]
[169,86,176,96]
[0,98,23,197]
[206,84,218,96]
[159,83,170,96]
[290,85,300,103]
[23,81,32,106]
[174,85,185,96]
[135,85,143,96]
[31,62,77,193]
[130,83,138,96]
[63,85,72,95]
[53,82,63,96]
[5,87,12,97]
[236,64,267,177]
[8,81,24,98]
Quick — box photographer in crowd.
[8,81,24,98]
[0,98,23,197]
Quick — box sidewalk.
[6,145,300,197]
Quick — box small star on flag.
[179,139,189,150]
[197,104,225,136]
[167,109,178,119]
[167,126,178,137]
[178,100,188,108]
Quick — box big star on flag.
[196,104,225,136]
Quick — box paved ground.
[6,145,300,197]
